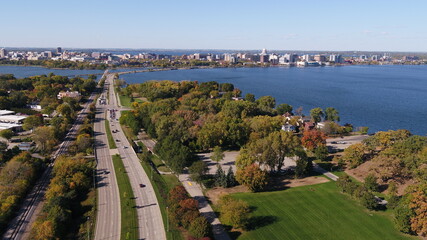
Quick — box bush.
[236,164,268,192]
[364,174,378,192]
[189,216,211,239]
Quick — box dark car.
[139,184,145,188]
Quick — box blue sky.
[1,0,426,51]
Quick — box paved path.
[179,174,231,240]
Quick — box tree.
[189,161,208,183]
[341,143,368,168]
[301,130,326,152]
[245,93,255,102]
[409,190,427,237]
[218,195,251,229]
[364,173,379,192]
[0,129,14,142]
[76,133,92,153]
[256,96,276,113]
[394,203,414,234]
[295,149,312,178]
[33,126,57,153]
[310,107,324,123]
[211,146,224,164]
[226,166,236,187]
[236,164,268,192]
[22,114,44,131]
[276,103,293,115]
[325,107,340,122]
[189,216,211,239]
[214,165,227,187]
[359,188,378,210]
[314,145,328,161]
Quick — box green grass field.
[119,95,143,108]
[105,119,116,149]
[232,182,416,240]
[112,154,138,240]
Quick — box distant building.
[302,54,311,62]
[0,115,27,124]
[314,54,326,62]
[56,47,62,54]
[259,54,269,63]
[224,53,237,63]
[92,52,101,59]
[261,48,268,55]
[0,48,7,58]
[371,55,379,61]
[329,54,343,63]
[57,90,81,99]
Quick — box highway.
[94,74,121,240]
[106,74,166,240]
[1,70,107,240]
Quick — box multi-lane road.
[2,70,106,240]
[103,74,166,240]
[94,74,121,240]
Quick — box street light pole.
[87,216,90,240]
[166,206,169,232]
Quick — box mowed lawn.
[232,182,416,240]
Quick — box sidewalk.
[179,173,231,240]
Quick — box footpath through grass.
[232,182,416,240]
[105,118,116,149]
[112,154,138,240]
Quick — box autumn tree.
[341,143,368,168]
[218,195,251,229]
[33,126,57,153]
[409,189,427,237]
[236,164,268,192]
[301,129,326,152]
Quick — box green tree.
[189,161,208,183]
[0,129,14,142]
[314,145,329,161]
[325,107,340,122]
[342,143,368,168]
[226,166,236,187]
[211,146,224,164]
[215,165,227,187]
[22,114,44,131]
[276,103,293,115]
[310,107,324,123]
[33,126,57,153]
[364,173,379,192]
[245,93,255,102]
[295,149,312,178]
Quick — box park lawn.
[232,182,416,240]
[112,154,138,240]
[105,119,116,149]
[119,94,143,108]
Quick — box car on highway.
[115,139,120,142]
[123,146,127,149]
[139,184,145,188]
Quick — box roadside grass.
[78,188,97,240]
[231,182,416,240]
[112,154,139,240]
[105,119,116,149]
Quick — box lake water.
[119,65,427,135]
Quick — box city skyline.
[1,0,427,52]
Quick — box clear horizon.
[1,0,427,52]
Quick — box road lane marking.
[187,181,192,186]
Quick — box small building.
[57,90,81,99]
[281,124,296,132]
[0,110,15,116]
[0,122,22,131]
[0,115,27,124]
[18,142,34,151]
[304,122,316,131]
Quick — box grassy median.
[105,119,116,149]
[112,154,138,240]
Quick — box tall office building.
[56,47,62,54]
[0,48,7,58]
